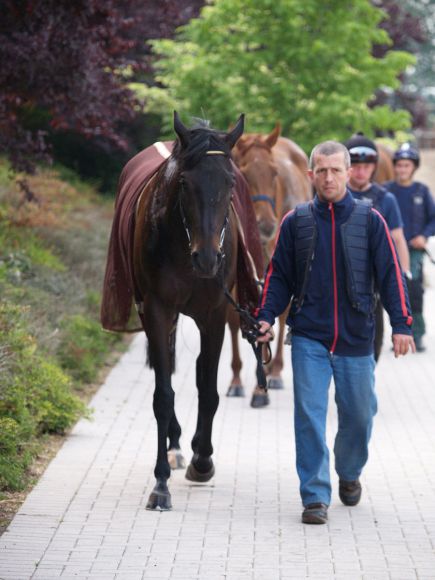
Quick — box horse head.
[173,111,244,278]
[234,123,281,244]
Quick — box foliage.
[144,0,415,150]
[0,302,88,489]
[396,0,435,123]
[374,1,428,128]
[57,315,121,384]
[0,162,125,491]
[0,1,203,176]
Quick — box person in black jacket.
[385,143,435,352]
[256,140,415,525]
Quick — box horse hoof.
[146,490,172,511]
[250,389,270,408]
[267,376,284,390]
[226,384,245,397]
[168,448,186,470]
[185,461,215,483]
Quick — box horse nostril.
[191,251,200,269]
[216,251,223,267]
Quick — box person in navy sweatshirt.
[344,134,411,362]
[256,140,415,525]
[384,143,435,352]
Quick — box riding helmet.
[393,143,420,168]
[344,133,378,164]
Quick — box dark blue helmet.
[344,134,378,164]
[393,143,420,167]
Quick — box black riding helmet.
[344,133,378,164]
[393,143,420,168]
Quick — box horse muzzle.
[258,217,277,242]
[191,248,223,278]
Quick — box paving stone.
[1,240,435,579]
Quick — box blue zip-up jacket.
[257,191,413,356]
[384,181,435,242]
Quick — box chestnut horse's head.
[233,124,281,244]
[373,143,394,184]
[173,111,244,278]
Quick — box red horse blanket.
[100,141,264,332]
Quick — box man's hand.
[256,320,275,343]
[392,334,416,358]
[409,235,427,250]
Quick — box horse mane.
[172,120,233,169]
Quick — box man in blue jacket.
[256,141,415,525]
[344,134,411,361]
[384,143,435,352]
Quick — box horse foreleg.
[167,412,186,469]
[186,314,224,483]
[143,303,176,511]
[226,306,245,398]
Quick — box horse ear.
[173,111,190,147]
[226,114,245,149]
[264,122,281,149]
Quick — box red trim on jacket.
[372,208,413,326]
[255,209,295,316]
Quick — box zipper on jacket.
[329,202,339,353]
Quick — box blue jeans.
[291,335,377,506]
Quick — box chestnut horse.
[374,143,395,183]
[127,113,244,509]
[373,142,395,360]
[228,123,312,406]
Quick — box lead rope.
[424,247,435,265]
[219,281,271,393]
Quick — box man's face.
[348,163,376,190]
[309,152,350,203]
[394,159,416,184]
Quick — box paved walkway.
[2,240,435,580]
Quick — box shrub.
[0,301,88,490]
[57,314,121,384]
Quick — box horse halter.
[178,149,231,256]
[251,194,276,210]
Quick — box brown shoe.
[339,479,362,506]
[302,503,328,524]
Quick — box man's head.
[309,141,351,203]
[344,134,378,191]
[393,143,419,185]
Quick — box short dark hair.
[309,141,350,169]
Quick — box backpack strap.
[293,201,317,312]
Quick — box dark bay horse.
[228,124,312,405]
[126,113,244,509]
